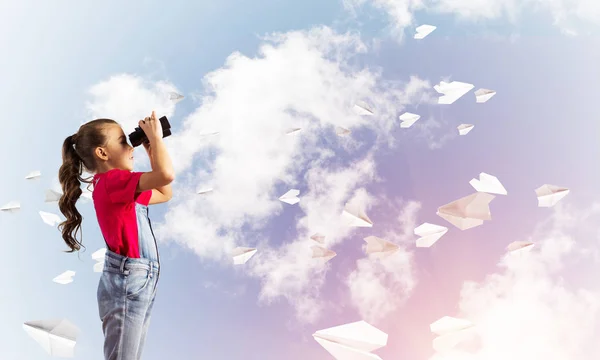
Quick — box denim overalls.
[96,200,161,360]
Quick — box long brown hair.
[58,119,118,252]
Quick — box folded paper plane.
[310,233,326,244]
[311,245,336,262]
[285,128,301,135]
[535,184,569,207]
[279,189,300,205]
[364,236,399,258]
[506,241,534,255]
[25,170,42,179]
[414,24,436,40]
[313,320,388,360]
[430,316,476,353]
[434,81,474,104]
[39,211,62,227]
[353,101,374,116]
[0,201,20,212]
[53,271,75,285]
[169,92,184,102]
[92,248,106,273]
[475,88,496,103]
[45,189,62,203]
[336,126,351,136]
[23,318,80,357]
[457,124,474,135]
[341,202,373,227]
[414,223,448,247]
[197,187,213,195]
[232,247,257,265]
[399,112,421,128]
[469,172,507,195]
[437,193,495,230]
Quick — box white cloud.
[428,202,600,359]
[84,26,432,323]
[347,0,600,40]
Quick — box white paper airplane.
[285,128,301,135]
[353,101,374,116]
[311,245,336,262]
[336,126,351,136]
[469,172,507,195]
[399,112,421,128]
[92,248,106,273]
[169,92,184,102]
[25,170,42,179]
[232,247,257,265]
[457,124,474,135]
[434,81,474,104]
[341,202,373,227]
[23,318,80,357]
[45,189,62,203]
[474,88,496,103]
[364,236,399,258]
[430,316,476,353]
[0,201,20,212]
[507,241,535,255]
[279,189,300,205]
[39,211,62,227]
[196,187,213,195]
[53,270,75,285]
[310,233,326,244]
[437,192,495,230]
[414,223,448,248]
[313,320,388,360]
[535,184,569,207]
[414,24,436,40]
[80,190,92,202]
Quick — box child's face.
[103,124,134,171]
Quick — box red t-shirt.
[92,169,152,258]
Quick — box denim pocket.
[125,268,151,299]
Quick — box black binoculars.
[128,116,172,147]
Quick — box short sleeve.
[104,169,144,204]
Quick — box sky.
[1,0,600,359]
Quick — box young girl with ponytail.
[57,110,174,360]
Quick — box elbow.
[163,171,175,184]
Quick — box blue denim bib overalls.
[96,200,161,360]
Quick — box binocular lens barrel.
[128,116,172,147]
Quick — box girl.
[57,110,175,360]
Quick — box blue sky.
[1,1,600,359]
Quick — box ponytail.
[58,134,85,252]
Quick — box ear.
[94,146,109,161]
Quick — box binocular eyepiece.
[128,116,172,147]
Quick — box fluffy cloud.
[84,26,431,322]
[347,0,600,39]
[428,202,600,359]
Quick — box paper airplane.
[311,245,336,262]
[457,124,474,135]
[414,24,436,40]
[341,202,373,227]
[310,233,326,244]
[336,126,351,136]
[535,184,569,207]
[232,247,257,265]
[430,316,476,353]
[285,128,301,135]
[25,170,41,179]
[45,189,62,203]
[364,236,399,258]
[39,211,62,227]
[437,192,495,230]
[53,270,75,285]
[353,101,374,116]
[168,92,184,102]
[507,241,534,255]
[414,223,448,248]
[0,201,20,212]
[399,112,421,128]
[196,187,213,195]
[80,190,92,201]
[313,320,388,360]
[23,318,80,357]
[469,172,507,195]
[279,189,300,205]
[434,81,474,104]
[475,88,496,103]
[92,248,106,273]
